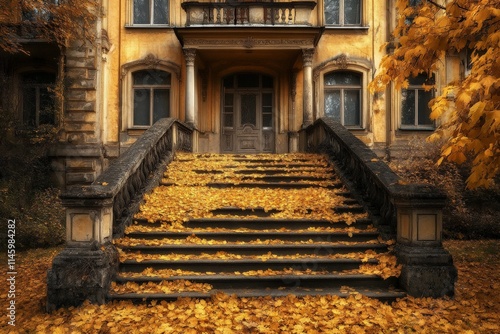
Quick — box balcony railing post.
[181,1,316,26]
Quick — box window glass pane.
[325,0,339,24]
[325,71,361,86]
[263,114,272,128]
[262,93,272,107]
[344,0,361,25]
[325,90,341,121]
[152,89,169,124]
[237,73,259,88]
[417,90,433,125]
[223,76,234,89]
[22,87,37,126]
[134,0,150,24]
[344,90,360,126]
[225,93,234,106]
[22,72,55,84]
[133,70,170,85]
[223,113,233,127]
[409,74,434,86]
[39,87,55,125]
[240,94,257,126]
[401,89,416,125]
[154,0,169,24]
[262,75,273,88]
[134,89,151,126]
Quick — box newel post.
[393,184,457,297]
[46,189,119,311]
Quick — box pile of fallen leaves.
[1,240,499,333]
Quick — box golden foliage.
[1,240,499,333]
[371,0,500,189]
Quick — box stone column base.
[46,243,118,311]
[396,244,457,298]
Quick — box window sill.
[127,128,148,136]
[396,128,435,136]
[324,25,370,31]
[125,24,172,29]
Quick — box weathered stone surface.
[66,101,96,112]
[46,243,119,311]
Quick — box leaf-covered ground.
[1,240,499,333]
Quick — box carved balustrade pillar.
[302,48,315,127]
[184,48,197,126]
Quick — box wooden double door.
[221,73,274,153]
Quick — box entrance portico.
[174,27,323,153]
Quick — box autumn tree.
[371,0,500,189]
[0,0,101,54]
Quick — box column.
[302,48,315,127]
[183,48,197,126]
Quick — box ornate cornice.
[183,38,314,48]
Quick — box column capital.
[302,48,315,67]
[183,48,197,65]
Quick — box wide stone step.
[107,287,406,303]
[114,274,398,290]
[124,231,381,243]
[160,181,344,189]
[119,258,378,273]
[183,217,373,230]
[118,243,388,256]
[132,217,373,230]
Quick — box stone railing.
[47,118,193,310]
[303,118,457,298]
[182,1,316,26]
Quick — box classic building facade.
[1,0,465,187]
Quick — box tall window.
[324,71,362,127]
[133,0,169,25]
[132,69,170,126]
[400,74,435,129]
[324,0,361,26]
[21,72,56,127]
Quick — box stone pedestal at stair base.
[46,243,118,312]
[396,244,457,298]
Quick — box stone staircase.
[108,153,405,302]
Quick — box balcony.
[181,1,316,26]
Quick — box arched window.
[132,69,171,126]
[324,0,361,26]
[21,72,56,127]
[324,71,362,127]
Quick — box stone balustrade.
[47,118,193,310]
[303,118,457,297]
[182,1,316,26]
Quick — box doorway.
[221,73,274,153]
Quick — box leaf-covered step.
[113,273,398,290]
[182,217,374,230]
[107,287,406,303]
[124,230,381,243]
[119,257,380,273]
[201,181,344,189]
[117,242,389,256]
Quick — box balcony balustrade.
[182,1,316,26]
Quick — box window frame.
[20,72,57,128]
[399,74,436,130]
[322,70,364,128]
[130,0,170,27]
[131,69,171,128]
[324,0,363,27]
[121,57,180,132]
